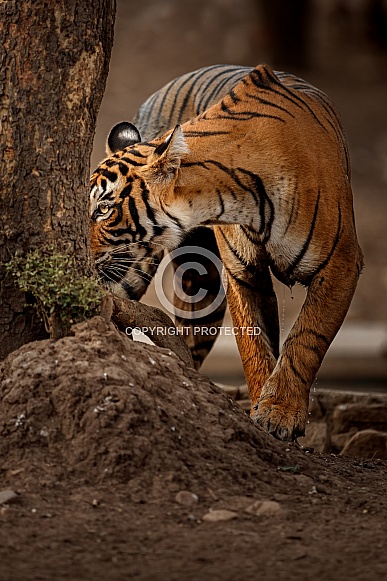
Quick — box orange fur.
[90,64,363,441]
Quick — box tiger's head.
[89,122,190,299]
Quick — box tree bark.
[0,0,116,358]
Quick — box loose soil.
[0,318,386,581]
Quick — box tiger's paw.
[251,397,307,442]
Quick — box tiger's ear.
[142,125,189,185]
[106,122,142,155]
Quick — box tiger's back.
[132,65,252,140]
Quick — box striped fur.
[90,64,363,441]
[131,65,254,368]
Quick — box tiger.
[130,65,256,369]
[90,63,364,441]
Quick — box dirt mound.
[1,318,387,580]
[0,317,291,499]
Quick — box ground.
[0,318,386,581]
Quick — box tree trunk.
[0,0,116,359]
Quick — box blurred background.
[92,0,387,390]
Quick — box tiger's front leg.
[214,226,279,408]
[251,232,363,441]
[172,227,227,370]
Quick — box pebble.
[202,509,238,522]
[0,490,19,505]
[293,474,315,487]
[245,500,282,516]
[175,490,199,507]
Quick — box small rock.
[298,421,327,452]
[293,474,315,487]
[202,509,238,522]
[340,429,387,460]
[0,490,19,505]
[245,500,282,516]
[332,403,387,435]
[175,490,199,507]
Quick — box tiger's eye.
[99,204,110,214]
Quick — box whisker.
[109,241,166,253]
[105,264,154,283]
[110,258,161,267]
[98,270,116,285]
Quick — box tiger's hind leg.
[171,227,227,370]
[252,232,363,441]
[214,225,280,406]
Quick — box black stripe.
[223,265,256,292]
[303,329,330,346]
[244,91,295,118]
[141,185,156,223]
[126,148,148,158]
[154,76,188,127]
[228,88,241,104]
[283,182,300,237]
[159,199,183,230]
[183,130,231,137]
[181,161,209,169]
[281,349,308,385]
[103,170,118,182]
[166,65,229,127]
[236,167,274,241]
[118,162,129,176]
[108,201,123,227]
[250,69,305,112]
[216,189,225,219]
[134,91,159,130]
[218,228,256,273]
[285,190,320,276]
[103,159,118,168]
[288,358,308,385]
[304,205,342,284]
[128,196,147,240]
[120,157,144,167]
[262,68,329,133]
[215,109,286,124]
[240,225,261,245]
[121,279,146,300]
[119,183,133,200]
[216,161,258,200]
[196,66,251,111]
[141,185,166,238]
[250,68,327,131]
[182,160,269,223]
[206,68,252,106]
[99,191,115,202]
[100,232,132,246]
